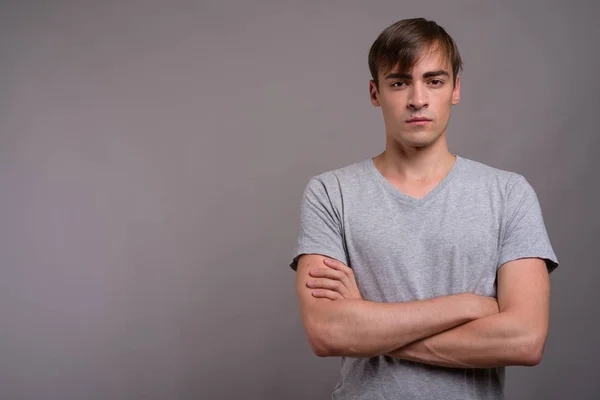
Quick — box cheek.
[380,104,399,122]
[433,98,453,118]
[384,111,408,128]
[381,100,406,118]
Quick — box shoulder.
[307,158,371,191]
[457,155,530,196]
[299,158,372,211]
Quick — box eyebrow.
[384,70,450,80]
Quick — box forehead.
[382,45,451,77]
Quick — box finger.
[307,278,345,293]
[311,289,343,300]
[311,269,352,297]
[323,258,345,269]
[323,258,353,276]
[312,267,353,291]
[310,268,345,281]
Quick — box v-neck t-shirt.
[290,154,559,400]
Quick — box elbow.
[516,333,547,367]
[307,330,331,357]
[520,350,543,367]
[304,320,337,357]
[520,343,544,367]
[305,318,354,357]
[310,341,332,358]
[300,301,363,358]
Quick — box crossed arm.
[295,254,550,368]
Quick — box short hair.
[368,18,463,90]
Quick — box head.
[368,18,463,149]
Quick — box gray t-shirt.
[290,155,559,400]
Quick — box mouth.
[406,117,432,125]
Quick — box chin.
[394,132,442,148]
[411,141,435,148]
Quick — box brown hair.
[368,18,463,90]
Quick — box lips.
[406,117,432,122]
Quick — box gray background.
[0,0,598,399]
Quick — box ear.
[369,80,381,107]
[451,75,461,105]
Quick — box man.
[289,18,559,400]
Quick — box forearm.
[387,310,546,368]
[303,293,487,358]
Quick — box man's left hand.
[306,258,363,300]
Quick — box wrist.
[461,293,485,320]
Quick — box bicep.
[295,254,336,311]
[295,254,343,355]
[497,257,550,331]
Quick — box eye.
[429,79,444,86]
[391,81,407,88]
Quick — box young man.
[289,18,559,400]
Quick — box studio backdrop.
[1,0,598,399]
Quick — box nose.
[408,83,428,110]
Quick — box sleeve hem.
[497,253,559,274]
[289,247,348,271]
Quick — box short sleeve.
[289,178,348,271]
[497,175,559,273]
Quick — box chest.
[342,193,502,301]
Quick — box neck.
[373,136,456,183]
